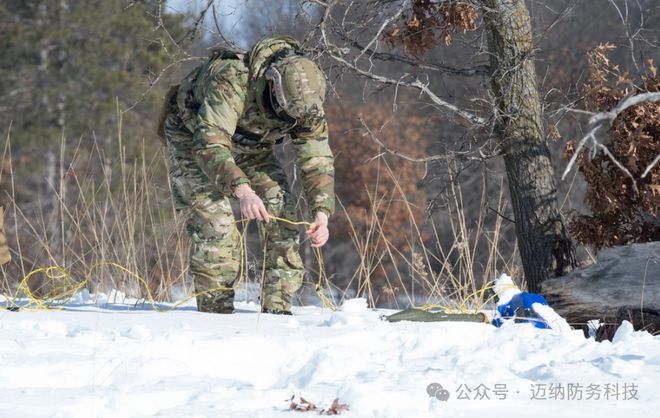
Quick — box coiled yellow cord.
[2,216,336,312]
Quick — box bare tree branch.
[353,2,404,64]
[334,31,490,76]
[590,91,660,125]
[562,91,660,193]
[357,115,480,164]
[642,153,660,179]
[121,57,204,114]
[562,125,600,180]
[595,141,639,194]
[315,0,487,126]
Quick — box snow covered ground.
[0,294,658,418]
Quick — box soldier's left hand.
[307,211,329,248]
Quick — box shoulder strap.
[209,43,247,60]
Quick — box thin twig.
[642,154,660,179]
[316,0,486,126]
[562,92,660,184]
[358,115,478,163]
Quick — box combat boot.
[261,288,295,315]
[261,307,292,315]
[196,290,235,314]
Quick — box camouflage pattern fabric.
[161,36,333,313]
[237,146,304,311]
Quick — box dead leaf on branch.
[651,184,660,196]
[570,45,660,249]
[565,140,575,159]
[648,58,657,78]
[407,15,421,29]
[382,0,478,55]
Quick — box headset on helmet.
[263,53,327,126]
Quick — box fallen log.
[542,242,660,340]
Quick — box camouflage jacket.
[174,37,335,216]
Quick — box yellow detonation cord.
[415,281,523,314]
[2,216,336,313]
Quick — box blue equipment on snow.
[491,275,571,331]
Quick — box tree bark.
[481,0,576,292]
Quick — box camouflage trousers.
[163,111,303,313]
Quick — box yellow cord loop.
[415,281,522,314]
[3,216,336,312]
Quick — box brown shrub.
[568,44,660,249]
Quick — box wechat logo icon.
[427,382,450,401]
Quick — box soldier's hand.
[235,184,270,222]
[307,211,329,248]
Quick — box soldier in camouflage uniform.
[158,36,334,315]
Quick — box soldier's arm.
[193,61,249,196]
[291,117,335,217]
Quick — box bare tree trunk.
[481,0,576,292]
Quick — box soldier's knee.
[264,245,303,279]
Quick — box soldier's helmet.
[263,54,326,126]
[248,36,326,126]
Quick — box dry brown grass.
[337,157,519,311]
[0,116,189,302]
[1,114,519,311]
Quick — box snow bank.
[0,296,658,417]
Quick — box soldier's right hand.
[235,184,270,222]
